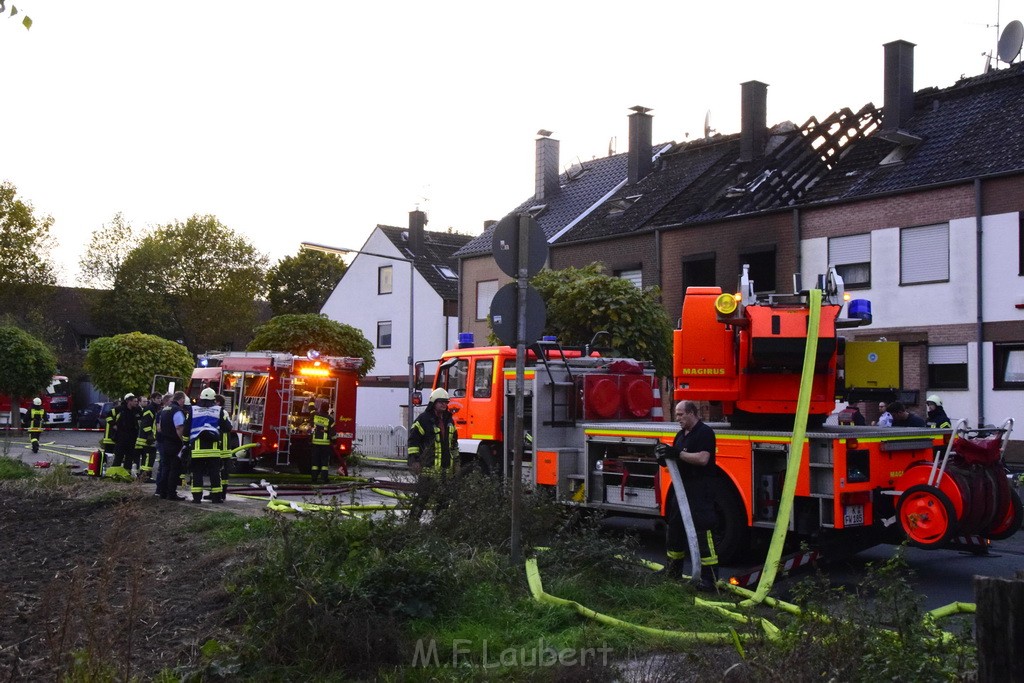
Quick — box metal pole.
[408,260,415,433]
[510,215,529,565]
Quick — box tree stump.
[975,573,1024,682]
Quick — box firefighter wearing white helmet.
[407,387,458,476]
[27,397,45,453]
[188,387,231,503]
[925,394,951,429]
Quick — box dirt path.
[0,478,247,681]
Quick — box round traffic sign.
[492,214,548,278]
[489,282,547,347]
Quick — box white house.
[320,211,472,429]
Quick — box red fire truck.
[427,267,1021,563]
[0,375,74,427]
[190,352,362,472]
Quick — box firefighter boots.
[694,566,718,592]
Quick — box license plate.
[843,504,864,527]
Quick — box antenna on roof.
[704,110,716,139]
[608,136,616,156]
[998,20,1024,64]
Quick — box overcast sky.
[3,0,1020,285]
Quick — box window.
[473,359,494,398]
[476,279,499,320]
[994,343,1024,389]
[928,345,968,390]
[436,265,457,280]
[740,247,776,293]
[900,223,949,285]
[682,254,716,291]
[378,266,393,295]
[829,234,871,288]
[615,268,642,289]
[376,321,392,348]
[439,358,469,398]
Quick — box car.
[76,401,115,429]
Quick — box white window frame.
[829,233,871,289]
[378,265,393,295]
[476,279,499,321]
[900,223,949,285]
[376,321,392,349]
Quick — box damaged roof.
[804,62,1024,202]
[378,225,473,301]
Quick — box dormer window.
[606,194,642,215]
[436,265,457,280]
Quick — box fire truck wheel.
[709,473,749,565]
[985,487,1023,541]
[897,484,957,548]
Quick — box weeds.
[0,454,34,480]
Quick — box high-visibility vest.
[312,413,335,446]
[189,405,222,458]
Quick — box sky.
[2,0,1021,286]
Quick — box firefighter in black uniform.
[26,397,45,453]
[111,393,141,475]
[188,388,231,504]
[135,392,163,482]
[310,401,337,484]
[100,399,120,467]
[156,392,188,501]
[656,400,719,591]
[406,388,460,520]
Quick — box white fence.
[353,425,407,460]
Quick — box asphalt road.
[9,427,1024,612]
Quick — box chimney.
[739,81,768,162]
[483,220,497,230]
[627,105,653,184]
[535,130,559,200]
[883,40,915,132]
[408,209,426,257]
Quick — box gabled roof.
[453,148,641,259]
[804,62,1024,203]
[378,225,473,301]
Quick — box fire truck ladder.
[272,378,294,467]
[532,339,578,427]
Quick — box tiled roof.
[804,62,1024,203]
[453,149,637,258]
[379,225,473,301]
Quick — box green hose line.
[370,487,411,499]
[928,602,975,618]
[360,456,408,464]
[525,558,778,643]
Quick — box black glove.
[655,443,671,467]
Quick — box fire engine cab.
[190,352,361,472]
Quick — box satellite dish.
[998,20,1024,64]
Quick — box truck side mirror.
[414,362,425,391]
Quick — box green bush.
[0,455,35,480]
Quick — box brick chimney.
[627,105,653,184]
[883,40,915,132]
[535,130,559,200]
[739,81,768,163]
[408,209,427,257]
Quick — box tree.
[0,325,56,427]
[531,264,674,377]
[79,212,139,289]
[106,214,268,352]
[247,314,375,377]
[84,332,195,400]
[266,249,348,316]
[0,181,56,290]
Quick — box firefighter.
[188,387,231,504]
[110,394,141,477]
[310,401,338,484]
[406,388,460,520]
[156,391,188,501]
[26,397,45,453]
[655,400,719,592]
[135,392,163,482]
[925,394,952,429]
[214,394,235,498]
[100,398,120,467]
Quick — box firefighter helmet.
[124,393,135,401]
[32,397,42,406]
[926,394,942,407]
[429,388,450,403]
[200,388,216,401]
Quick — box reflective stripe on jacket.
[312,413,335,446]
[407,408,459,471]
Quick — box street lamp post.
[300,241,416,433]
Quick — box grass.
[0,454,35,480]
